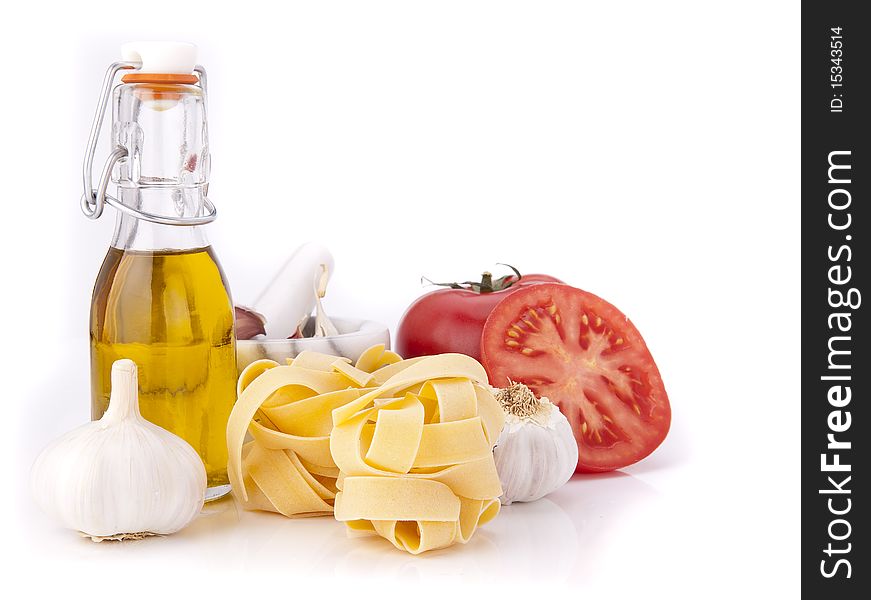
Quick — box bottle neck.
[111,187,209,251]
[110,81,212,252]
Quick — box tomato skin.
[481,283,670,473]
[395,274,561,362]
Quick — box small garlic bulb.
[31,359,207,541]
[493,382,578,505]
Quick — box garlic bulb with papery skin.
[31,359,206,541]
[493,382,578,505]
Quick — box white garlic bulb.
[493,382,578,505]
[31,359,207,541]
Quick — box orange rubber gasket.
[122,73,199,84]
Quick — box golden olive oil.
[90,246,236,490]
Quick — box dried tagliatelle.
[226,344,505,554]
[226,345,402,517]
[330,353,505,554]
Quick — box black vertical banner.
[803,2,868,596]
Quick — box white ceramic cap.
[121,41,197,74]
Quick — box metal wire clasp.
[80,62,216,226]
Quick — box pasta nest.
[227,345,505,554]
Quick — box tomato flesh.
[481,283,670,472]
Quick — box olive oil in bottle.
[90,247,235,490]
[83,42,236,500]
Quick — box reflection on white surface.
[23,471,655,584]
[324,497,576,583]
[549,472,659,579]
[20,470,658,584]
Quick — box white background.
[0,1,800,597]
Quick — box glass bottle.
[84,43,235,500]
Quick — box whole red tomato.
[395,269,562,362]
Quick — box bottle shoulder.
[90,246,234,343]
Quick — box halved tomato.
[481,283,670,472]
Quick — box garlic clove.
[235,305,267,340]
[31,359,207,541]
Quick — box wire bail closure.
[80,61,216,226]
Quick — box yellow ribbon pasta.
[227,344,505,554]
[330,353,505,554]
[227,345,401,517]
